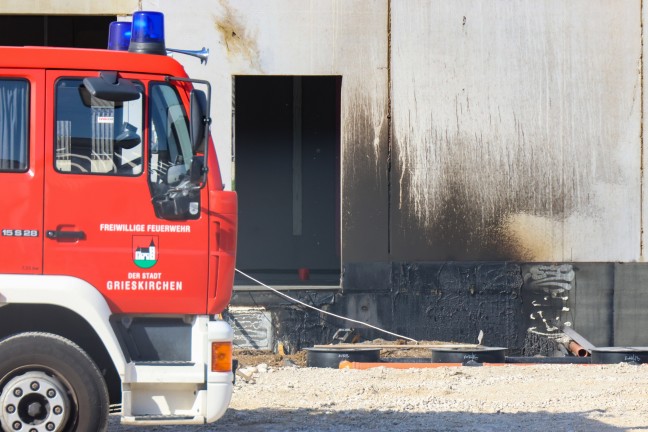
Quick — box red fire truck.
[0,12,237,431]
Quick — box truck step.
[124,361,203,384]
[133,415,194,421]
[121,414,205,426]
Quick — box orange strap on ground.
[339,361,462,369]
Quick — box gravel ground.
[110,362,648,431]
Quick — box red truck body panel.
[0,46,236,315]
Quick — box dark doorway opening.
[234,76,341,288]
[0,15,115,48]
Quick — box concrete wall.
[391,0,642,262]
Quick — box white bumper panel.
[121,317,234,424]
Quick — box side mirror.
[166,164,187,185]
[83,71,140,102]
[190,89,208,153]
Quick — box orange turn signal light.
[211,341,232,372]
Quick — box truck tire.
[0,332,108,432]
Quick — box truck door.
[0,69,45,274]
[42,70,209,314]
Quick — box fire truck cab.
[0,12,237,432]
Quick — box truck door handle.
[46,230,86,241]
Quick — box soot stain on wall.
[391,129,577,262]
[215,0,260,69]
[342,93,390,262]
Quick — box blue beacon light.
[128,11,167,55]
[107,21,132,51]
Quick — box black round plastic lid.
[431,346,507,364]
[305,347,381,368]
[591,347,648,364]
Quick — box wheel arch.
[0,275,127,404]
[0,304,121,404]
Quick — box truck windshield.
[55,78,143,176]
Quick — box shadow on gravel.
[110,408,645,431]
[219,408,644,432]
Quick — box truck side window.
[148,82,193,190]
[0,79,28,172]
[54,78,143,176]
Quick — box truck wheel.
[0,332,108,432]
